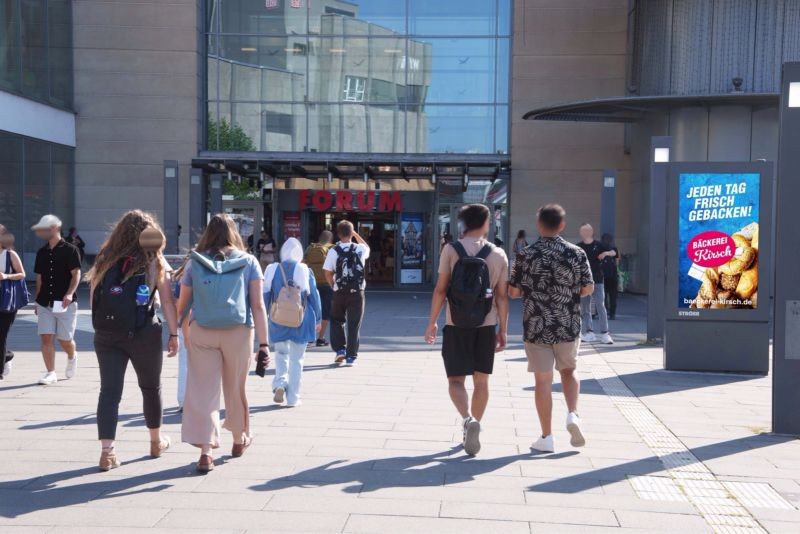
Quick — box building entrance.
[308,211,397,286]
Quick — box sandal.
[231,436,253,458]
[150,435,171,458]
[197,453,214,473]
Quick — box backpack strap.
[276,262,291,291]
[476,244,493,260]
[450,241,468,259]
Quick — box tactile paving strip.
[581,349,776,533]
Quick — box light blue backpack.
[184,249,252,328]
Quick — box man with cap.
[31,214,81,385]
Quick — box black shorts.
[318,284,333,321]
[441,325,496,377]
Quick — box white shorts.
[37,303,78,342]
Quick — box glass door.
[222,201,263,253]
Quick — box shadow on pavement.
[249,447,578,494]
[0,460,199,518]
[522,369,763,397]
[528,434,795,494]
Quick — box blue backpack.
[183,249,252,328]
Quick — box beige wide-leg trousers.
[181,323,253,448]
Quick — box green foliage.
[207,114,260,199]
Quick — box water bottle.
[136,285,150,306]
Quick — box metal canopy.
[523,93,780,123]
[192,151,510,181]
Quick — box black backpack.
[446,241,494,328]
[92,260,154,337]
[334,244,365,293]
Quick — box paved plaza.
[1,292,799,533]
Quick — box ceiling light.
[329,48,346,54]
[240,47,257,52]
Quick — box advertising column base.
[664,320,769,374]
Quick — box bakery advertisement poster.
[678,173,760,310]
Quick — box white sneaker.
[273,387,285,404]
[581,332,596,343]
[598,332,614,345]
[65,356,78,379]
[566,412,586,447]
[462,416,481,456]
[531,434,555,453]
[2,360,11,378]
[38,371,58,385]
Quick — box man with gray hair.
[31,214,81,385]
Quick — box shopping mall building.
[2,1,799,289]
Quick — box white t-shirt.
[323,242,370,291]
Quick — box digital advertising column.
[665,162,773,373]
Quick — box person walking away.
[31,215,81,385]
[509,204,594,453]
[0,225,26,380]
[425,204,509,456]
[65,227,86,264]
[177,214,269,473]
[304,231,333,346]
[170,257,191,410]
[87,210,180,471]
[576,223,614,344]
[513,230,529,258]
[368,228,383,277]
[323,221,370,366]
[258,233,276,271]
[265,238,321,407]
[601,233,620,320]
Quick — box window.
[343,76,366,102]
[369,79,395,103]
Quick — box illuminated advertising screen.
[678,173,760,309]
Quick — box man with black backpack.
[425,204,509,456]
[323,220,370,366]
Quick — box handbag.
[0,251,30,313]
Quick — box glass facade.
[0,0,73,109]
[206,0,511,154]
[0,130,75,269]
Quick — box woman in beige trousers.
[177,214,270,472]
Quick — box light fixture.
[240,47,257,52]
[790,82,800,108]
[363,171,369,183]
[378,165,392,172]
[327,170,333,183]
[383,49,402,54]
[260,171,265,183]
[430,171,437,185]
[653,147,670,163]
[603,176,615,188]
[329,48,346,54]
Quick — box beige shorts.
[525,340,580,373]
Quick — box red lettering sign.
[298,190,402,212]
[378,191,402,212]
[311,191,333,211]
[335,191,354,210]
[356,191,375,210]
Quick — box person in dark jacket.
[600,233,620,320]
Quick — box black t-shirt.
[576,240,609,284]
[34,239,82,307]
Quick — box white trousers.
[272,340,307,405]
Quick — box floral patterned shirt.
[509,236,593,344]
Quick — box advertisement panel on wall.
[678,173,760,310]
[400,213,424,284]
[283,211,301,239]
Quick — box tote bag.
[0,252,30,313]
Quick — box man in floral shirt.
[509,204,594,453]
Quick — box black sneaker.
[316,338,329,347]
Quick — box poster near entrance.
[678,173,760,310]
[283,211,301,239]
[400,213,424,284]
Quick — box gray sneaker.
[462,416,481,456]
